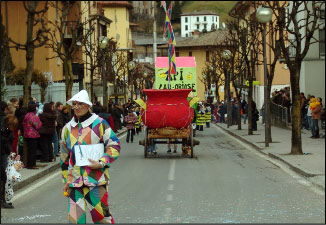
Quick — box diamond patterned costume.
[60,113,120,223]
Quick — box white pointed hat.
[67,90,92,106]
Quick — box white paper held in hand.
[75,144,104,167]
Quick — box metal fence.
[270,102,291,127]
[3,82,80,104]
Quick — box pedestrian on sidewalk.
[61,90,120,224]
[1,101,14,208]
[38,103,56,162]
[251,101,259,131]
[311,97,322,139]
[124,109,137,143]
[22,103,42,170]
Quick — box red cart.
[138,89,200,158]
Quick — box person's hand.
[63,183,69,193]
[12,176,16,180]
[88,159,102,169]
[18,130,21,136]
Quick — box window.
[212,16,214,21]
[185,25,188,31]
[319,9,325,19]
[204,24,207,30]
[185,17,188,23]
[197,17,199,22]
[197,24,199,29]
[189,51,192,56]
[186,33,188,37]
[216,17,217,22]
[320,29,325,58]
[100,24,107,37]
[204,16,206,22]
[206,51,209,61]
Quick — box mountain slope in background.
[132,1,237,34]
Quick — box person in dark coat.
[251,100,259,131]
[14,98,27,158]
[111,103,121,132]
[1,101,10,208]
[61,105,71,126]
[92,105,115,132]
[38,103,57,162]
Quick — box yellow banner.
[189,97,200,108]
[134,99,147,110]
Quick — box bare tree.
[46,1,92,102]
[8,1,49,106]
[226,13,262,135]
[269,1,325,154]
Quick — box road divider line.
[166,194,173,201]
[168,160,176,181]
[168,184,174,191]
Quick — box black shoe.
[126,140,129,143]
[2,202,14,208]
[173,150,177,153]
[167,149,172,153]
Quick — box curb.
[214,123,318,179]
[13,129,128,192]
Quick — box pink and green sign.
[154,57,197,96]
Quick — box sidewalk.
[215,120,325,191]
[13,127,128,192]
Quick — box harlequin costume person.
[60,90,120,224]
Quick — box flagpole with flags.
[161,1,176,89]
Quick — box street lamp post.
[99,36,109,111]
[128,60,135,102]
[256,6,273,147]
[223,49,232,128]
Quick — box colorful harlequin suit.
[60,112,120,224]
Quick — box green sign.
[155,67,197,96]
[245,80,261,86]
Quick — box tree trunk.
[290,67,303,155]
[23,10,35,107]
[63,58,74,103]
[248,77,253,135]
[237,94,242,130]
[90,69,94,103]
[267,84,272,143]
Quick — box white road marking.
[12,170,61,202]
[166,194,173,201]
[214,125,325,196]
[165,207,172,217]
[168,184,174,191]
[168,160,176,181]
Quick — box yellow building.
[229,2,290,109]
[96,1,134,103]
[1,1,64,82]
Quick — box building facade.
[180,10,219,37]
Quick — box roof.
[134,35,188,46]
[89,14,112,24]
[158,29,231,48]
[97,1,133,10]
[180,10,219,16]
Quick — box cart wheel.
[144,128,148,158]
[190,126,194,158]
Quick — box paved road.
[1,125,325,223]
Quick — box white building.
[288,2,325,104]
[180,10,219,37]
